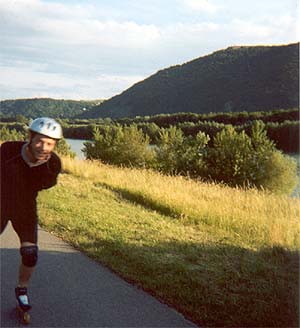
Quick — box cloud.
[0,0,160,49]
[225,14,298,44]
[180,0,220,14]
[32,19,160,48]
[1,0,297,58]
[0,63,146,100]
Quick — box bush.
[155,126,185,174]
[206,121,297,193]
[258,152,297,195]
[83,124,156,168]
[156,126,210,176]
[55,138,76,158]
[206,125,253,185]
[0,126,26,141]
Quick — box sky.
[0,0,298,101]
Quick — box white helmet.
[29,117,63,140]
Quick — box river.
[65,138,88,160]
[290,153,300,198]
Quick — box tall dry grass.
[62,156,300,250]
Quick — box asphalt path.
[1,222,197,327]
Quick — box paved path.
[1,223,196,327]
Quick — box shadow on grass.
[94,182,181,219]
[73,233,300,328]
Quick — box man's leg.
[11,218,38,310]
[12,218,38,287]
[15,242,38,311]
[18,242,38,287]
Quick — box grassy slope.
[38,157,300,327]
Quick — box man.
[1,117,62,312]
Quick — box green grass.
[38,157,300,327]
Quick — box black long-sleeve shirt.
[1,141,61,219]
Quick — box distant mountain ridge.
[82,42,299,119]
[0,98,104,119]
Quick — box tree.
[0,127,26,141]
[55,138,76,158]
[206,121,297,194]
[16,115,29,124]
[206,125,253,185]
[156,126,210,176]
[83,124,155,168]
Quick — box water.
[289,153,300,198]
[65,138,88,159]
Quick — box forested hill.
[0,98,104,119]
[82,42,299,119]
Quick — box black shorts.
[1,215,38,244]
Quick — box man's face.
[30,134,56,161]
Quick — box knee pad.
[20,246,38,267]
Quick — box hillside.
[0,98,104,119]
[82,43,299,119]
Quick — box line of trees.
[117,108,299,126]
[61,108,300,153]
[60,119,299,153]
[1,108,299,153]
